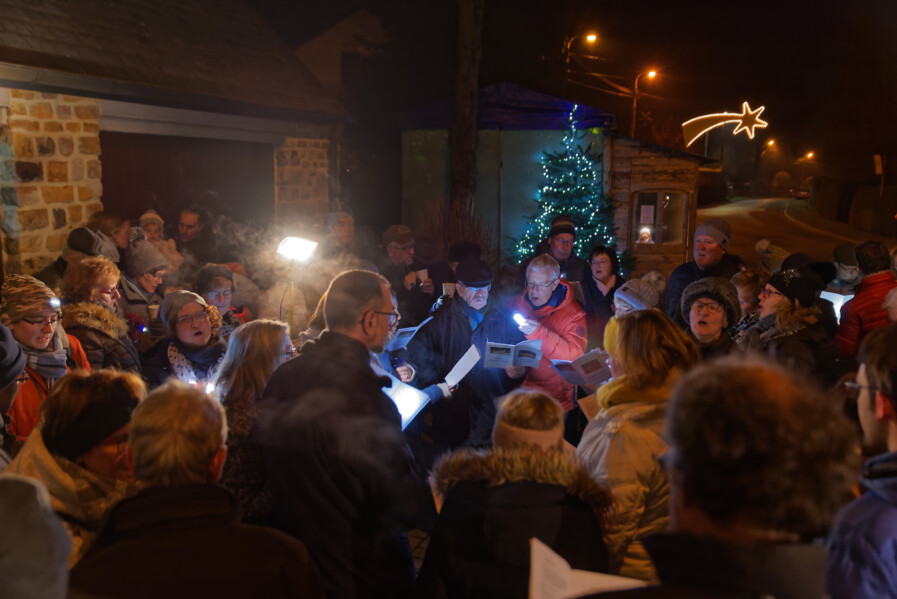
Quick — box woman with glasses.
[679,277,742,361]
[213,319,291,523]
[0,275,91,443]
[580,246,625,350]
[119,228,168,351]
[3,369,145,565]
[142,291,226,389]
[60,256,141,375]
[194,263,246,344]
[741,262,840,388]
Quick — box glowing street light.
[767,139,776,146]
[562,32,599,98]
[630,69,658,137]
[806,151,814,159]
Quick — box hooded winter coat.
[826,450,897,599]
[576,373,676,582]
[61,302,140,374]
[416,447,612,599]
[2,428,133,566]
[508,281,587,411]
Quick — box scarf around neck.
[21,329,69,388]
[168,339,224,386]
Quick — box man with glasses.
[378,224,437,326]
[509,255,587,444]
[516,214,589,289]
[405,259,526,465]
[828,324,897,598]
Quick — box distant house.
[401,82,712,279]
[0,0,346,276]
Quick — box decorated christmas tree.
[513,105,616,262]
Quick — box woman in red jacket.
[0,275,90,444]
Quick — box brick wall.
[274,137,330,223]
[0,90,103,274]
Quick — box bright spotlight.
[277,237,318,262]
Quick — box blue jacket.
[827,451,897,599]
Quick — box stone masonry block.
[53,208,66,229]
[44,121,63,133]
[78,136,100,155]
[10,119,39,131]
[36,136,56,156]
[29,103,53,119]
[58,137,74,156]
[0,160,12,182]
[68,205,83,223]
[57,105,71,119]
[71,158,84,181]
[1,187,16,206]
[65,123,80,132]
[19,208,49,231]
[15,161,42,182]
[62,95,82,103]
[10,102,26,115]
[83,123,99,133]
[276,168,305,186]
[46,232,67,252]
[74,105,99,120]
[23,255,53,275]
[87,160,101,179]
[41,93,57,100]
[84,202,103,217]
[42,185,74,203]
[18,186,40,206]
[5,234,42,254]
[47,161,67,182]
[78,182,102,201]
[10,89,35,99]
[12,133,33,158]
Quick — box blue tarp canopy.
[404,81,616,131]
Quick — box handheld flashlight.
[512,313,526,326]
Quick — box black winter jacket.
[61,302,140,374]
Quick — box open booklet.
[380,373,430,431]
[529,537,646,598]
[550,349,612,387]
[484,339,542,368]
[386,316,433,352]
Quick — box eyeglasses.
[149,270,165,282]
[590,259,611,267]
[206,290,233,301]
[21,315,60,327]
[691,301,723,314]
[176,311,209,326]
[372,310,401,327]
[552,239,574,248]
[526,279,558,290]
[99,286,120,297]
[16,372,29,384]
[759,288,784,299]
[845,380,877,399]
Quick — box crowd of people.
[1,205,897,598]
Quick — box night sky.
[256,0,897,181]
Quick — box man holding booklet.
[509,254,588,443]
[405,258,526,464]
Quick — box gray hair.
[527,254,560,279]
[323,270,390,331]
[129,381,227,487]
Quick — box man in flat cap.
[666,219,744,328]
[378,224,437,326]
[404,258,526,470]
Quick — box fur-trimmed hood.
[61,302,128,339]
[431,446,614,520]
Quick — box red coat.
[836,271,897,362]
[509,281,587,411]
[9,334,91,440]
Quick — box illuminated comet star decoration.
[681,102,768,147]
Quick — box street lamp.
[562,33,598,98]
[630,70,657,137]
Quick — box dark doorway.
[100,132,275,230]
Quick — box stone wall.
[0,90,103,274]
[274,137,331,223]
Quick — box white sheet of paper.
[529,537,646,599]
[568,570,647,596]
[381,373,430,430]
[445,344,481,388]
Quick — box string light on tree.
[513,105,616,262]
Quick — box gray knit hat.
[159,291,207,329]
[139,209,164,229]
[0,275,61,325]
[680,277,741,327]
[615,279,660,311]
[125,227,168,279]
[694,219,731,252]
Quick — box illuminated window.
[633,191,686,245]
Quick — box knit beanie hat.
[66,227,120,262]
[615,279,660,311]
[549,214,576,238]
[0,275,61,326]
[0,476,71,599]
[194,264,234,294]
[0,324,25,389]
[680,277,742,327]
[694,219,731,252]
[767,264,828,308]
[125,227,168,279]
[138,209,164,229]
[159,291,207,329]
